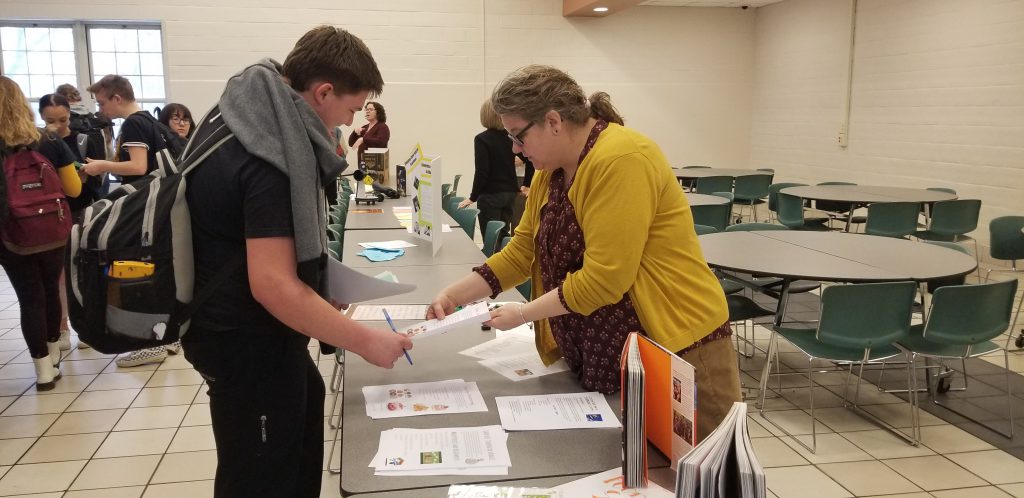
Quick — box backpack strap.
[76,133,89,161]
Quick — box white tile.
[0,438,34,466]
[756,409,832,436]
[764,465,852,498]
[931,486,1017,497]
[181,404,212,427]
[841,429,934,459]
[0,397,13,414]
[884,455,987,491]
[145,369,203,388]
[61,359,114,376]
[0,362,37,380]
[70,454,161,490]
[129,385,200,408]
[45,409,125,436]
[779,432,874,464]
[818,460,922,496]
[167,425,216,453]
[751,437,809,467]
[114,405,189,431]
[150,450,217,484]
[918,425,996,454]
[860,402,948,429]
[64,486,145,498]
[947,450,1024,485]
[0,460,87,495]
[93,428,176,458]
[40,374,97,395]
[19,433,107,464]
[812,406,880,432]
[142,479,214,498]
[62,347,116,362]
[0,379,33,397]
[86,372,154,391]
[0,414,60,439]
[1,392,78,416]
[999,483,1024,497]
[155,354,193,371]
[67,389,140,412]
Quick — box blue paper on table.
[358,247,405,262]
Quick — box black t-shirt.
[62,133,105,211]
[34,131,77,169]
[186,112,319,332]
[117,111,166,185]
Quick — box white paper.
[495,392,621,431]
[371,425,511,476]
[362,380,488,419]
[478,353,569,382]
[326,258,416,304]
[359,240,417,250]
[407,223,451,234]
[401,302,491,340]
[459,325,535,360]
[448,485,561,498]
[350,304,429,321]
[554,468,673,497]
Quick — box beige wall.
[1,0,756,186]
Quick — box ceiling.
[638,0,783,6]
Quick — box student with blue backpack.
[0,77,83,390]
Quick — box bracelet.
[517,303,528,324]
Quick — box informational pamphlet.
[495,392,621,431]
[479,353,568,382]
[459,323,535,360]
[553,468,673,497]
[362,379,488,419]
[370,425,511,476]
[401,302,491,340]
[349,304,429,321]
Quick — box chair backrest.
[924,279,1018,346]
[329,211,341,225]
[691,204,731,231]
[864,202,921,238]
[695,175,733,195]
[327,240,341,260]
[733,174,772,202]
[441,183,452,198]
[453,207,480,238]
[693,224,718,235]
[776,193,807,229]
[327,223,343,242]
[452,174,463,196]
[482,220,506,257]
[768,183,806,214]
[446,196,466,216]
[817,282,917,350]
[499,236,532,300]
[928,199,981,236]
[989,216,1024,261]
[726,222,788,232]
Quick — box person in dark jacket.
[347,100,389,160]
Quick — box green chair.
[451,174,463,196]
[914,199,981,277]
[921,187,958,220]
[693,224,718,236]
[679,166,710,190]
[767,183,806,223]
[864,202,921,238]
[986,216,1024,282]
[897,279,1019,438]
[691,203,731,232]
[482,220,507,257]
[695,176,733,195]
[446,196,466,217]
[733,174,773,223]
[329,211,341,225]
[499,236,531,300]
[777,193,828,230]
[758,281,919,452]
[453,207,480,238]
[441,183,452,199]
[327,240,341,260]
[327,223,343,242]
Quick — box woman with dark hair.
[1,77,83,389]
[429,65,740,444]
[347,101,390,160]
[159,103,194,140]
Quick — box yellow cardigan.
[485,124,728,364]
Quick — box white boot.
[48,341,62,367]
[33,357,60,391]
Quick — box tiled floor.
[0,270,1021,497]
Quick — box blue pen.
[382,308,413,365]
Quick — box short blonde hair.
[491,64,624,126]
[0,76,41,147]
[479,99,502,130]
[87,74,135,102]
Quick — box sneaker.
[57,329,72,351]
[115,347,168,368]
[165,341,181,355]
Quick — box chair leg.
[928,352,1014,439]
[326,391,344,474]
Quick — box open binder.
[675,402,765,498]
[620,332,697,488]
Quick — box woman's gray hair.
[490,65,624,126]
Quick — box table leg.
[844,203,856,232]
[757,279,791,407]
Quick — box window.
[0,21,166,128]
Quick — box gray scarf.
[218,59,347,263]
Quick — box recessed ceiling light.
[593,6,609,12]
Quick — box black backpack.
[66,110,238,353]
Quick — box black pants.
[477,191,517,242]
[182,326,324,498]
[0,246,64,358]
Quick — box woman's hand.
[353,138,364,150]
[457,199,473,209]
[484,303,529,330]
[355,126,365,136]
[427,292,459,320]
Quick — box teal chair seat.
[776,327,903,363]
[898,325,1000,359]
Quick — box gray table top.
[345,203,460,231]
[699,231,977,282]
[686,193,731,206]
[780,185,957,204]
[352,263,525,304]
[673,168,772,179]
[343,229,486,268]
[340,325,669,496]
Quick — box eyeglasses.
[507,121,535,147]
[170,116,190,125]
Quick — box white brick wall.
[749,0,1024,256]
[1,0,756,187]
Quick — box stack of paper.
[461,321,569,382]
[400,302,491,340]
[495,392,621,431]
[553,468,673,497]
[359,240,417,250]
[362,379,487,419]
[349,304,428,321]
[448,485,560,497]
[370,426,511,476]
[675,402,765,498]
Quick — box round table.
[686,193,731,206]
[779,185,957,231]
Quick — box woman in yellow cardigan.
[428,65,740,442]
